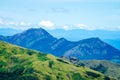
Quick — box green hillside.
[0,41,115,80]
[78,60,120,80]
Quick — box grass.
[78,60,120,80]
[0,41,115,80]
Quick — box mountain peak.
[59,38,67,41]
[22,28,50,36]
[78,37,102,43]
[11,27,55,40]
[83,37,101,41]
[6,28,57,48]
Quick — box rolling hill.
[0,41,114,80]
[68,58,120,80]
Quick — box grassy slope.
[0,41,115,80]
[79,60,120,80]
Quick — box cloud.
[0,18,4,25]
[19,22,31,26]
[63,26,71,30]
[0,18,33,30]
[76,24,95,30]
[62,24,95,30]
[62,23,120,31]
[51,8,69,13]
[39,20,55,30]
[1,17,120,31]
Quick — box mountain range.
[0,28,120,63]
[0,41,114,80]
[0,28,120,50]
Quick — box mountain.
[0,28,57,53]
[0,28,120,49]
[50,38,78,56]
[47,29,120,50]
[68,58,120,80]
[0,41,114,80]
[64,38,120,62]
[0,28,120,63]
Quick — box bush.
[0,60,6,68]
[86,71,100,77]
[18,75,39,80]
[25,68,34,74]
[104,76,111,80]
[72,73,85,80]
[44,75,51,80]
[27,50,34,55]
[48,61,54,68]
[0,48,7,54]
[57,59,69,64]
[37,53,49,61]
[12,66,25,75]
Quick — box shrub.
[37,53,49,61]
[57,59,69,64]
[0,60,6,68]
[48,61,54,68]
[18,75,39,80]
[72,73,85,80]
[86,71,100,77]
[44,75,51,80]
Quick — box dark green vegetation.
[0,28,120,63]
[68,57,120,80]
[0,41,115,80]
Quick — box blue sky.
[0,0,120,30]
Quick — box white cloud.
[0,18,33,30]
[19,22,31,26]
[62,24,96,30]
[39,20,55,30]
[76,24,95,30]
[62,24,120,31]
[0,18,4,25]
[63,26,71,30]
[1,17,120,31]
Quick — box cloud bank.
[0,18,120,31]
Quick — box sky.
[0,0,120,30]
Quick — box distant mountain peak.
[82,37,101,41]
[58,38,67,41]
[78,37,103,44]
[3,28,57,48]
[11,27,56,40]
[22,28,50,35]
